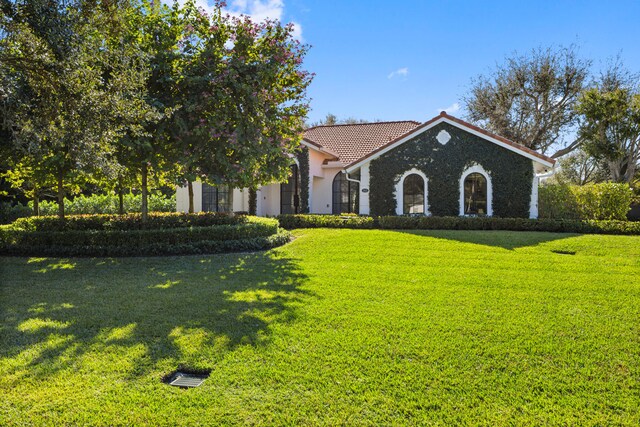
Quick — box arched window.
[332,171,359,214]
[280,163,301,214]
[463,173,487,215]
[403,174,425,214]
[202,183,232,213]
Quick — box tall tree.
[0,0,154,218]
[464,45,591,157]
[576,63,640,183]
[173,1,313,210]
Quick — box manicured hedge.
[539,182,633,220]
[0,229,291,257]
[277,214,640,235]
[0,215,290,256]
[10,212,251,232]
[277,214,376,229]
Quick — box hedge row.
[10,212,255,232]
[0,229,291,257]
[277,213,375,229]
[1,222,276,247]
[538,182,633,220]
[277,214,640,235]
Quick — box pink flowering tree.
[173,0,313,212]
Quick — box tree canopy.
[464,46,591,158]
[577,63,640,183]
[0,0,313,219]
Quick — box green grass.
[1,229,640,425]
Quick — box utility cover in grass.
[165,372,208,389]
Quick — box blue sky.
[194,0,640,124]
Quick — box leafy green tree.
[103,0,177,220]
[173,1,313,211]
[0,0,155,218]
[577,63,640,183]
[464,45,591,157]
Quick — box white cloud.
[232,0,283,22]
[164,0,302,40]
[387,67,409,80]
[438,102,460,115]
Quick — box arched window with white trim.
[395,168,429,215]
[403,174,425,214]
[459,165,492,216]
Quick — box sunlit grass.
[1,229,639,425]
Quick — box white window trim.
[459,164,493,216]
[395,168,430,216]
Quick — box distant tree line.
[0,0,313,219]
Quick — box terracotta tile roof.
[345,112,556,168]
[303,121,421,164]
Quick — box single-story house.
[176,112,556,218]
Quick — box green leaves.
[576,66,640,183]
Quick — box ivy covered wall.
[296,146,310,213]
[369,122,534,218]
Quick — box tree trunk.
[187,180,194,213]
[33,191,40,216]
[141,162,148,222]
[57,172,65,219]
[118,175,124,215]
[249,187,257,215]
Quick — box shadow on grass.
[0,251,311,383]
[392,229,579,250]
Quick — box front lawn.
[1,229,639,425]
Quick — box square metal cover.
[168,372,207,388]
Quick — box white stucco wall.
[233,188,249,212]
[312,168,342,214]
[176,181,203,213]
[359,164,370,215]
[256,183,280,216]
[529,161,539,219]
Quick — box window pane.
[281,164,300,214]
[332,171,359,214]
[202,183,231,212]
[403,174,425,214]
[463,173,487,215]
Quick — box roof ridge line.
[306,120,421,130]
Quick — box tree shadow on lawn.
[392,229,579,250]
[0,251,311,384]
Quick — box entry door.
[280,164,301,214]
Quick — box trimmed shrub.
[277,214,376,229]
[0,228,291,257]
[539,182,632,220]
[277,214,640,235]
[379,215,640,234]
[9,211,254,232]
[29,193,175,216]
[0,215,290,257]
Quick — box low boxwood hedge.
[277,214,376,229]
[9,212,251,232]
[277,214,640,235]
[0,229,291,257]
[0,216,290,257]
